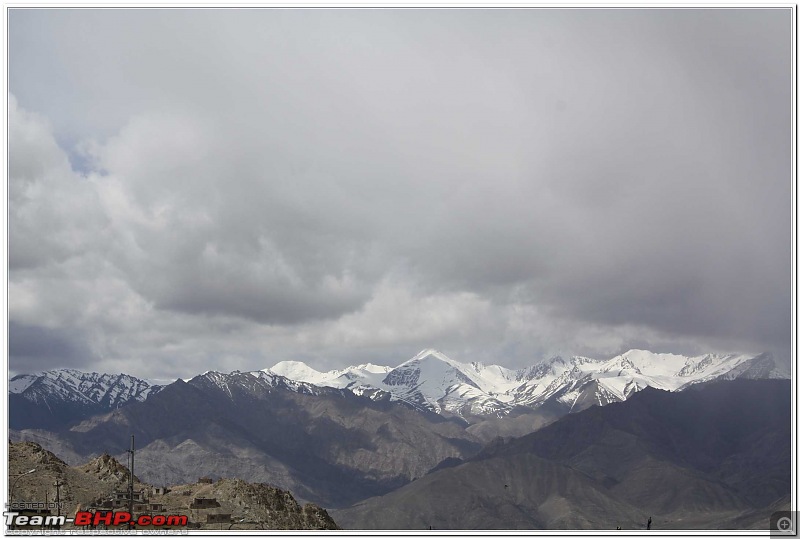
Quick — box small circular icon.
[776,516,794,533]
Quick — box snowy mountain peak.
[353,363,393,374]
[9,369,161,409]
[385,349,478,387]
[267,360,325,384]
[257,360,393,392]
[407,348,456,365]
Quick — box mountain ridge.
[263,348,789,419]
[10,348,788,428]
[9,369,163,431]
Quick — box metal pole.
[128,435,135,519]
[54,480,62,518]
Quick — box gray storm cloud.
[7,8,792,378]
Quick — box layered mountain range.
[10,368,482,507]
[10,348,788,429]
[8,347,790,525]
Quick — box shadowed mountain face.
[22,372,481,509]
[336,452,646,530]
[481,379,791,510]
[334,379,791,530]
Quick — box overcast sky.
[7,8,793,379]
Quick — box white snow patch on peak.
[267,360,326,384]
[413,348,447,359]
[405,349,460,367]
[353,363,392,374]
[9,374,38,394]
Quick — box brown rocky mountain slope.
[8,441,338,530]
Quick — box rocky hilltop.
[8,441,338,530]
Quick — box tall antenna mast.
[127,435,135,520]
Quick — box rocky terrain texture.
[334,379,791,530]
[8,441,338,530]
[12,375,481,508]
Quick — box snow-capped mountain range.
[9,349,789,421]
[264,348,789,417]
[9,368,160,408]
